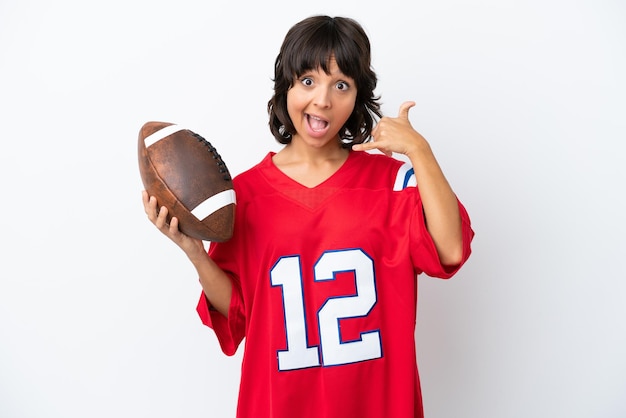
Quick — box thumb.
[398,101,416,119]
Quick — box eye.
[300,77,314,87]
[336,81,350,91]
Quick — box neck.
[280,137,348,163]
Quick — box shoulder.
[350,151,416,190]
[230,153,274,197]
[233,152,272,180]
[351,150,403,170]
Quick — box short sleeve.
[196,276,246,356]
[410,197,474,278]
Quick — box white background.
[1,0,625,417]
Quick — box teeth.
[308,115,328,131]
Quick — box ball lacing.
[191,132,232,181]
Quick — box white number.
[270,249,382,371]
[315,249,381,366]
[270,256,321,370]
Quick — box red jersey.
[197,151,473,418]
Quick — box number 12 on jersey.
[270,248,382,371]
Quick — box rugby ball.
[138,121,235,242]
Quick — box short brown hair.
[267,15,382,147]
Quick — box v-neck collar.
[262,151,359,190]
[257,151,361,210]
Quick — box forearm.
[142,191,234,316]
[407,143,463,266]
[188,252,233,318]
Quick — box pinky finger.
[352,142,375,152]
[169,216,180,233]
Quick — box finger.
[144,195,157,219]
[352,141,376,152]
[169,216,180,234]
[142,190,152,212]
[398,101,416,119]
[155,205,169,229]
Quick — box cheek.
[338,98,357,121]
[286,90,305,120]
[286,101,297,125]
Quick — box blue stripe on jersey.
[393,162,417,191]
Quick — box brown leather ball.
[138,121,235,242]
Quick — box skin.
[143,58,463,318]
[271,58,356,188]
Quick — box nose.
[313,86,332,108]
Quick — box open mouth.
[306,114,329,132]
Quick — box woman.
[143,15,474,418]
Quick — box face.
[286,57,357,149]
